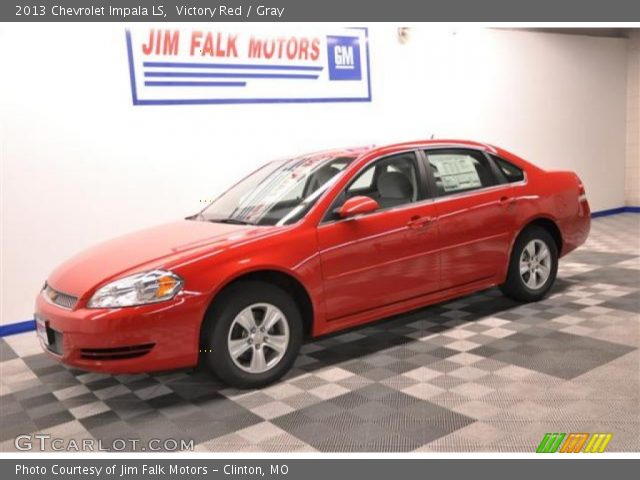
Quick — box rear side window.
[492,155,525,183]
[425,150,497,197]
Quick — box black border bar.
[3,0,640,22]
[4,459,640,480]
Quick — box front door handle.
[407,216,435,229]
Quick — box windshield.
[196,153,356,226]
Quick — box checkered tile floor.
[1,214,638,452]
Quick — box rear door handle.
[407,216,435,229]
[499,196,517,206]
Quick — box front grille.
[43,284,78,309]
[80,343,155,361]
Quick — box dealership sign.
[125,26,371,105]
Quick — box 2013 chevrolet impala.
[36,140,591,387]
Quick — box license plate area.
[35,315,63,355]
[36,317,50,346]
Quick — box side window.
[324,153,420,221]
[426,150,497,197]
[348,166,375,191]
[492,155,525,183]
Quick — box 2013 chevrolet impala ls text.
[35,140,591,387]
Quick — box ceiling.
[500,28,638,38]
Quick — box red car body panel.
[36,140,591,373]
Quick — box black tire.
[500,226,558,302]
[200,281,303,389]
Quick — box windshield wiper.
[210,218,253,225]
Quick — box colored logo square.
[326,35,362,81]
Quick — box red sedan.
[36,140,591,387]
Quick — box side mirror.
[336,196,380,219]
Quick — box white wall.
[626,31,640,206]
[0,24,629,324]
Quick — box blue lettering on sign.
[326,36,361,81]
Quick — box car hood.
[47,220,276,297]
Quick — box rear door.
[421,148,517,290]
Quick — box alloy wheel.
[227,303,290,374]
[519,239,552,290]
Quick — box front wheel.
[500,226,558,302]
[201,282,303,388]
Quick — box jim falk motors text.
[142,29,321,61]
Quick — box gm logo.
[327,35,362,81]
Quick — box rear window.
[492,155,525,183]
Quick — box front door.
[317,152,440,321]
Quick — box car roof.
[363,139,499,155]
[290,140,508,168]
[300,139,496,160]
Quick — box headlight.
[87,270,183,308]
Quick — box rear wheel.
[500,226,558,302]
[201,281,302,388]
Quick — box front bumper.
[34,291,206,374]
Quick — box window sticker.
[430,155,482,192]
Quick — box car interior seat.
[376,171,414,209]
